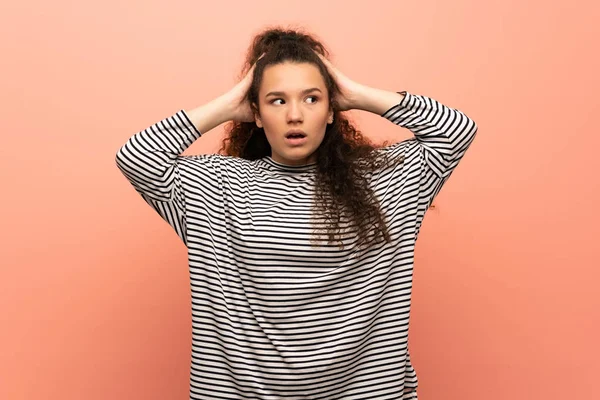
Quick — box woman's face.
[254,62,334,166]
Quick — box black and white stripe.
[115,91,477,399]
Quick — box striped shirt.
[115,91,478,399]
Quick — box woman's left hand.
[317,53,364,112]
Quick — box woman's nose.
[286,102,303,122]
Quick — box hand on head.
[315,53,363,112]
[226,53,266,123]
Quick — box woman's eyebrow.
[265,88,322,97]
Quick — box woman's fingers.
[316,53,337,78]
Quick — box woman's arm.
[382,90,477,178]
[356,86,478,179]
[114,61,257,243]
[115,54,257,204]
[353,86,406,115]
[356,85,478,215]
[115,95,234,202]
[185,94,238,135]
[114,95,234,244]
[315,55,477,178]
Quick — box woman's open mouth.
[284,131,308,146]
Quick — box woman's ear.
[327,109,334,124]
[253,103,263,128]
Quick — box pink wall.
[1,0,598,399]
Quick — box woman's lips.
[284,136,308,146]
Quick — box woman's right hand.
[224,55,264,123]
[184,55,264,134]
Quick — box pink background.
[1,0,598,399]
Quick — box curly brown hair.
[219,26,405,251]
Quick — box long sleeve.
[115,110,203,244]
[381,91,478,206]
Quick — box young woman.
[116,27,477,400]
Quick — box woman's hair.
[220,26,405,251]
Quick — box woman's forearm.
[184,94,234,134]
[352,85,406,115]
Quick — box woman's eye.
[270,96,318,105]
